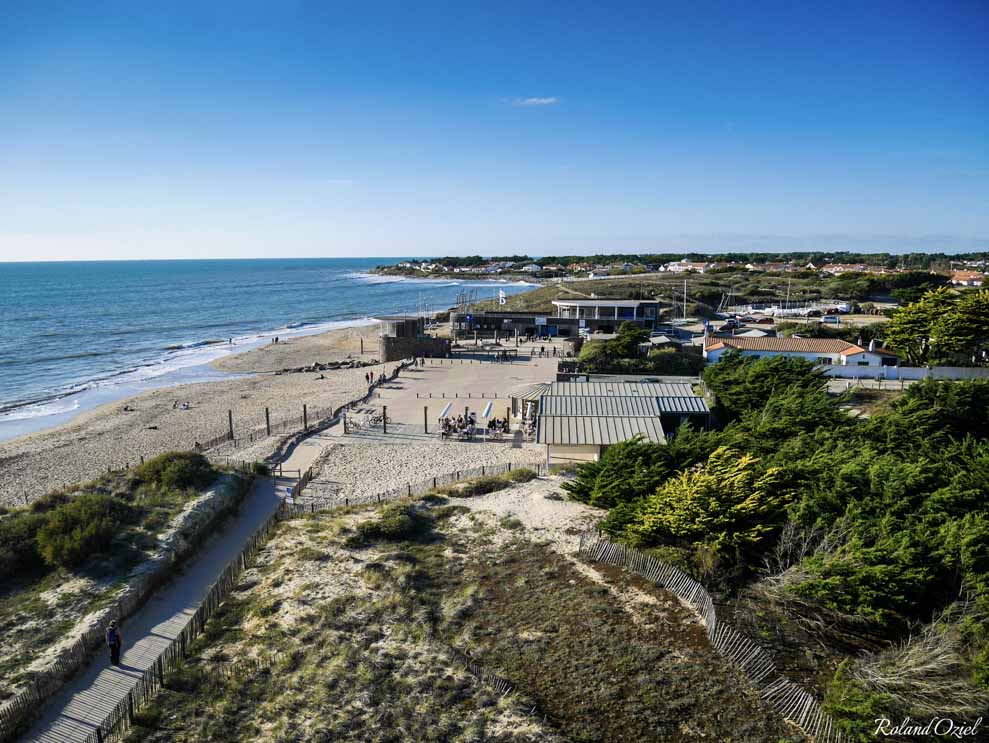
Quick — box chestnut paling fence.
[1,458,542,743]
[62,361,415,487]
[0,458,264,743]
[0,361,414,741]
[301,460,551,510]
[577,534,845,743]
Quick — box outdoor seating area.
[440,412,478,440]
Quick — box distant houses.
[703,337,898,367]
[950,270,985,287]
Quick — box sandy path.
[453,475,600,553]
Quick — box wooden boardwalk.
[23,475,285,742]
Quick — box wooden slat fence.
[1,364,419,740]
[308,461,550,509]
[0,460,265,742]
[90,360,415,478]
[577,533,844,743]
[36,455,532,743]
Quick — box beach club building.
[527,381,710,465]
[703,337,898,367]
[450,298,661,339]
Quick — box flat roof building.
[451,298,662,339]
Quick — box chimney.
[869,338,877,352]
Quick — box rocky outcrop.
[274,359,376,375]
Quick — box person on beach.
[106,620,122,666]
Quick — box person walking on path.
[106,621,123,666]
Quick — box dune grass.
[125,495,801,742]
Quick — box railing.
[0,461,263,742]
[51,458,540,743]
[2,364,418,739]
[306,461,550,508]
[78,361,416,481]
[577,534,844,743]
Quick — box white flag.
[498,289,506,305]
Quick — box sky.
[1,0,987,261]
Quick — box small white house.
[703,337,898,367]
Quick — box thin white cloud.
[511,97,560,107]
[325,178,355,185]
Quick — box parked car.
[822,315,840,324]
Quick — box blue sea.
[0,258,535,441]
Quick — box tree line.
[563,356,989,739]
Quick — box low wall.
[379,336,450,363]
[822,365,989,381]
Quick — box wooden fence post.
[383,406,387,434]
[303,404,308,430]
[228,410,234,440]
[424,405,428,433]
[265,407,271,436]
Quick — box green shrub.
[445,475,512,498]
[137,452,216,490]
[348,504,434,546]
[822,660,895,742]
[0,511,47,582]
[35,493,136,568]
[504,468,537,484]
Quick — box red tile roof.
[705,337,865,355]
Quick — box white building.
[703,337,898,367]
[665,259,711,274]
[950,271,985,287]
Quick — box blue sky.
[1,0,987,261]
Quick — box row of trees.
[884,288,989,365]
[564,355,989,738]
[576,322,705,375]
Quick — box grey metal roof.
[656,396,710,414]
[540,396,663,417]
[537,415,666,446]
[514,382,552,401]
[545,381,698,398]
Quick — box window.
[857,361,870,366]
[816,356,833,365]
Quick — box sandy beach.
[0,323,398,507]
[0,324,558,508]
[210,322,381,373]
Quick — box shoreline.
[0,322,391,507]
[0,318,382,443]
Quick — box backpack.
[106,627,119,646]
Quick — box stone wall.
[379,336,450,362]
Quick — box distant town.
[375,252,987,287]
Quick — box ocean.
[0,258,535,440]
